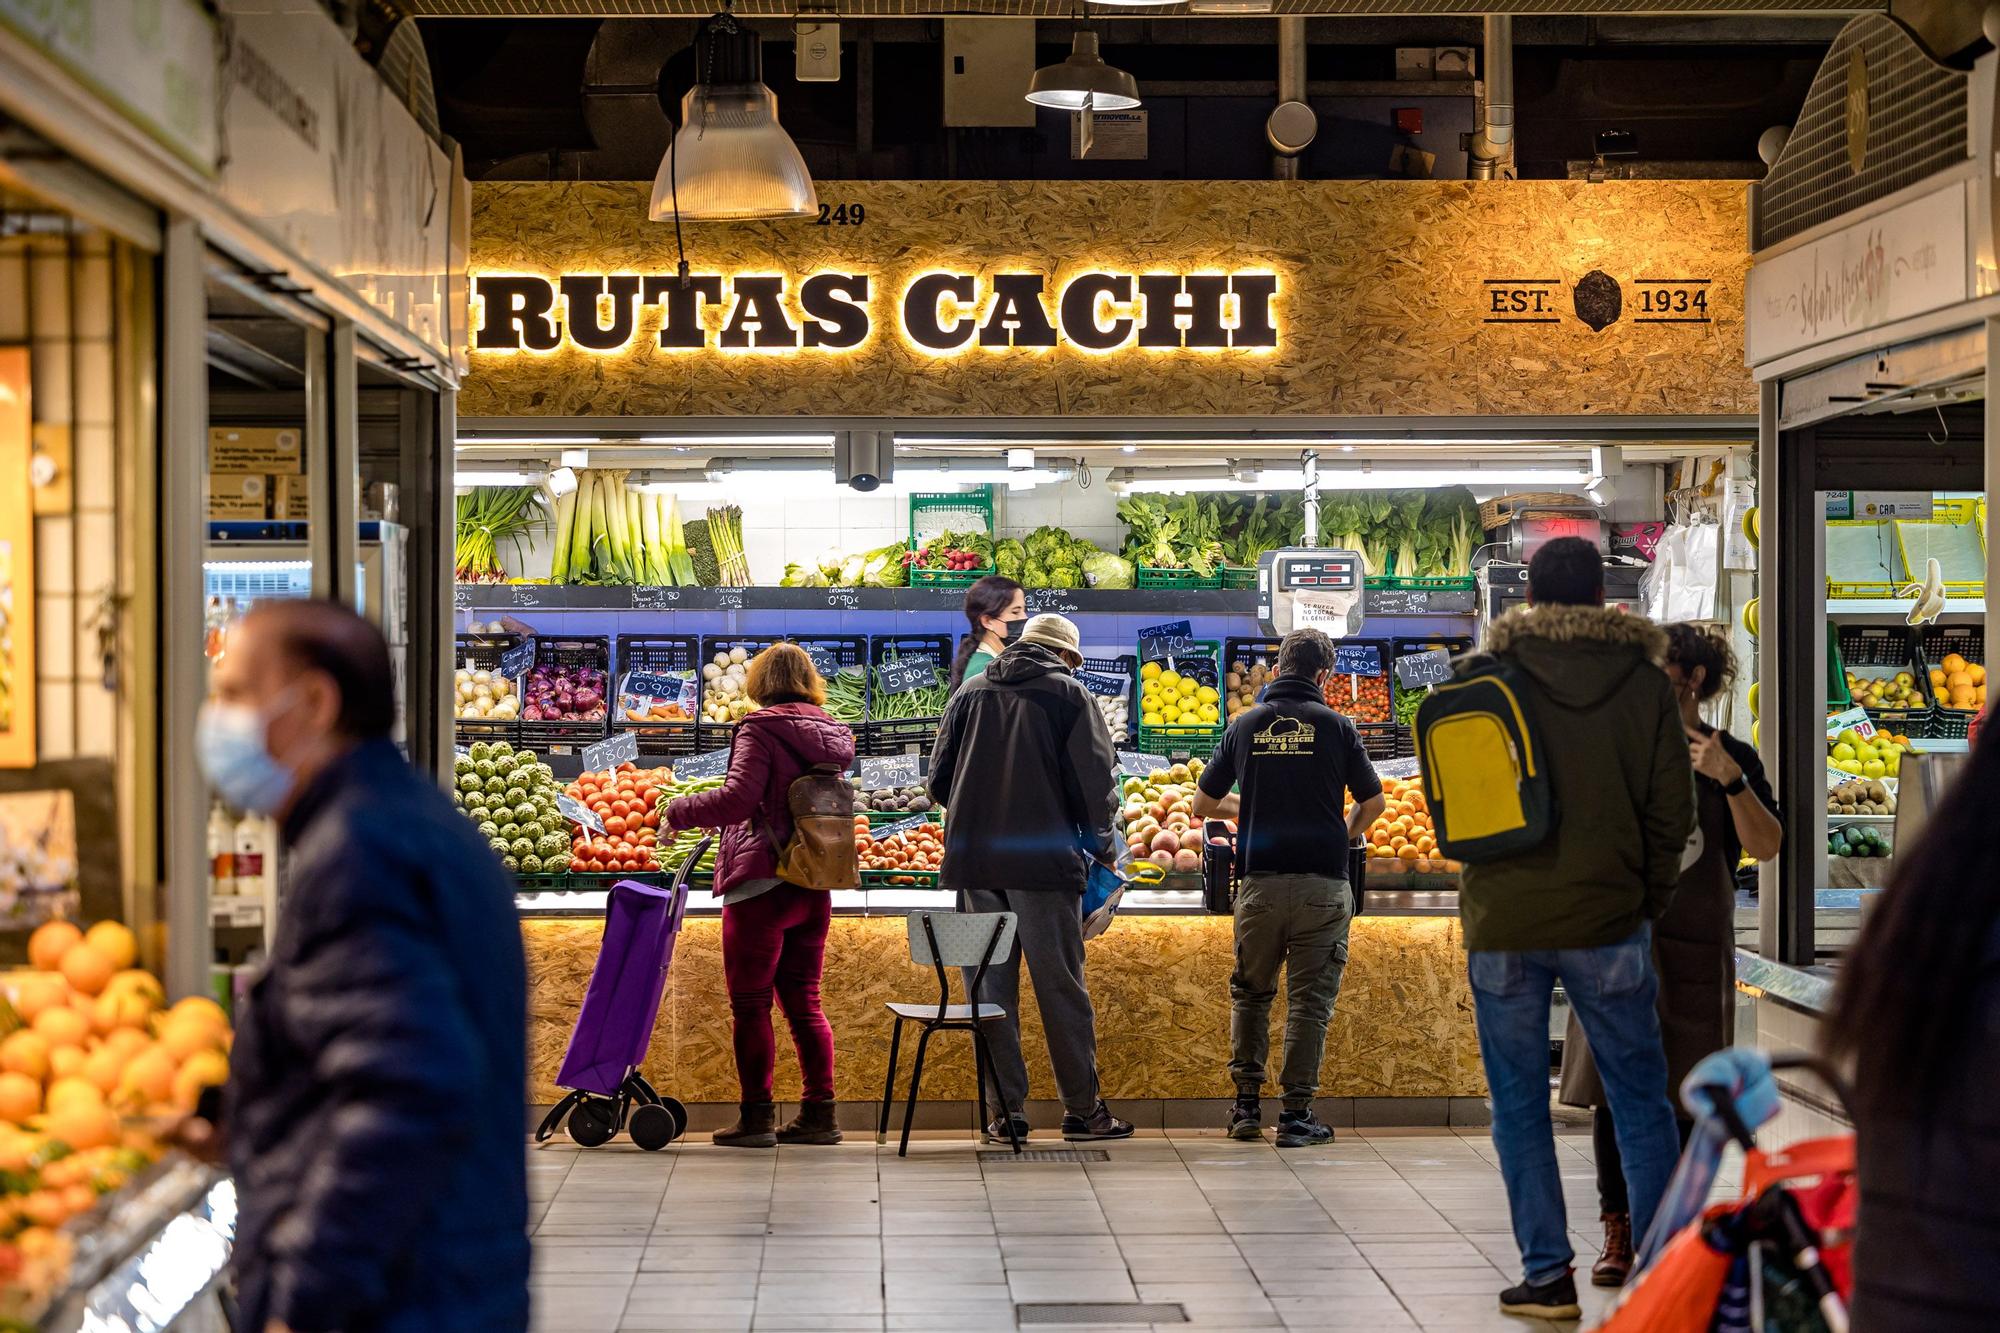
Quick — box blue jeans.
[1468,926,1681,1287]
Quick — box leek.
[600,469,633,581]
[665,495,696,585]
[569,471,597,580]
[549,486,576,583]
[638,489,666,584]
[626,488,646,581]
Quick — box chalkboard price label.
[581,729,640,774]
[1374,757,1422,780]
[557,793,605,835]
[509,584,543,608]
[1393,650,1454,689]
[879,657,938,695]
[1139,634,1197,664]
[1138,619,1193,643]
[498,637,537,679]
[623,670,685,700]
[1076,670,1127,698]
[453,585,472,610]
[1332,643,1384,677]
[825,590,860,609]
[673,748,734,781]
[800,644,842,678]
[714,587,744,610]
[855,753,923,790]
[1115,750,1157,777]
[631,586,678,609]
[869,814,932,842]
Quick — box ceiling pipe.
[1267,17,1315,180]
[1468,13,1516,180]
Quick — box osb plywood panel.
[524,913,1485,1104]
[464,179,1753,421]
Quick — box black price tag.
[800,644,842,678]
[1368,589,1426,614]
[453,586,472,610]
[825,590,860,609]
[1027,590,1081,614]
[624,670,685,700]
[1393,650,1454,689]
[879,657,938,695]
[673,748,734,781]
[1115,750,1156,777]
[1138,619,1193,643]
[1332,643,1383,677]
[509,584,542,608]
[1076,670,1127,698]
[870,814,931,841]
[582,729,640,774]
[631,587,677,609]
[1139,634,1196,663]
[557,793,605,834]
[498,637,537,679]
[856,753,923,790]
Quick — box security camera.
[835,430,893,491]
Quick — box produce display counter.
[32,1156,231,1332]
[521,893,1484,1107]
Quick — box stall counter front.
[524,905,1485,1106]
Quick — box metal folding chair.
[879,909,1020,1157]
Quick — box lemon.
[1177,678,1198,697]
[1197,703,1219,723]
[1141,661,1162,680]
[1142,711,1163,726]
[1195,685,1219,705]
[1159,669,1182,689]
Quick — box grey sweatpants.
[1229,873,1354,1107]
[959,887,1101,1119]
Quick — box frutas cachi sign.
[471,269,1282,356]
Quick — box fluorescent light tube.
[455,470,543,486]
[1114,468,1590,494]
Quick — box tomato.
[604,815,628,837]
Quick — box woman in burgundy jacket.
[663,643,856,1147]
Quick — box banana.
[1899,556,1947,625]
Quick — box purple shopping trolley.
[533,837,710,1150]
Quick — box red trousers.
[720,885,835,1104]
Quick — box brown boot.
[712,1102,777,1148]
[776,1099,843,1145]
[1591,1212,1633,1287]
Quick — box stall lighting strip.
[1114,467,1590,493]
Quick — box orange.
[41,1103,116,1152]
[80,1045,126,1095]
[166,996,228,1030]
[116,1048,174,1107]
[173,1050,229,1110]
[58,944,114,997]
[31,1006,88,1050]
[82,922,136,972]
[103,970,163,1009]
[47,1047,83,1080]
[26,922,80,973]
[10,975,66,1024]
[159,1012,226,1061]
[43,1077,101,1116]
[91,989,151,1036]
[58,1184,94,1217]
[0,1031,48,1082]
[19,1192,67,1229]
[1397,844,1422,862]
[102,1029,151,1061]
[0,1073,39,1123]
[1942,652,1968,674]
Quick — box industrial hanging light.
[650,10,817,224]
[1025,31,1140,112]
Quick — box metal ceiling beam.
[395,0,1878,17]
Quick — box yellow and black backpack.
[1414,662,1555,861]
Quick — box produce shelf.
[1822,597,1985,618]
[909,564,993,589]
[613,634,701,755]
[453,633,523,748]
[457,582,1477,618]
[864,633,953,757]
[858,809,943,887]
[1137,565,1223,590]
[1080,653,1137,747]
[517,636,612,750]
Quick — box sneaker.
[983,1114,1031,1145]
[1275,1108,1334,1147]
[1060,1100,1136,1141]
[1499,1270,1581,1319]
[1227,1099,1262,1140]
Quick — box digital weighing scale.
[1255,547,1367,638]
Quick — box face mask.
[196,693,297,815]
[991,615,1026,644]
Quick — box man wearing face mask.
[196,599,527,1333]
[1191,628,1384,1148]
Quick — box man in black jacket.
[197,600,527,1333]
[930,613,1132,1143]
[1193,629,1385,1147]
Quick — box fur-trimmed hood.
[1474,603,1669,712]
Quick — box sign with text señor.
[463,179,1755,421]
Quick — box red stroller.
[533,837,710,1151]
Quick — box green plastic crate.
[1136,723,1225,760]
[1137,566,1223,590]
[859,810,942,888]
[1219,565,1259,590]
[909,563,994,589]
[908,487,994,548]
[1369,574,1476,592]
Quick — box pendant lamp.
[650,12,816,223]
[1025,31,1141,112]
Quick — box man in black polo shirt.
[1192,628,1385,1146]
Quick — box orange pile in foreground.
[0,920,233,1314]
[1346,776,1461,875]
[1930,653,1988,711]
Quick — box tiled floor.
[528,1126,1640,1333]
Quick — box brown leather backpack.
[752,731,858,891]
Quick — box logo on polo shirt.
[1251,716,1315,756]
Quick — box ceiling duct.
[1467,14,1516,180]
[1267,17,1315,178]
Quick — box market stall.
[459,175,1760,1115]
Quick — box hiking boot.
[1227,1097,1263,1141]
[1275,1108,1335,1147]
[712,1102,777,1148]
[1591,1212,1633,1287]
[1499,1270,1581,1319]
[983,1113,1031,1145]
[775,1100,842,1146]
[1061,1101,1136,1141]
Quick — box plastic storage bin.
[613,635,701,757]
[864,634,952,756]
[518,636,612,750]
[453,633,523,749]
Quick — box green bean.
[823,665,869,724]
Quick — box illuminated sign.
[471,269,1280,356]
